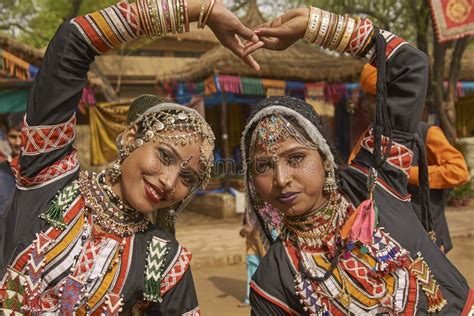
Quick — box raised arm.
[14,0,259,190]
[246,7,429,135]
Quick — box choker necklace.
[79,171,149,237]
[283,192,348,251]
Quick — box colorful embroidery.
[59,276,84,314]
[22,114,76,156]
[410,253,447,312]
[11,150,79,189]
[0,269,27,314]
[160,247,192,295]
[144,236,170,303]
[71,1,141,53]
[39,181,80,229]
[103,292,124,314]
[360,131,413,176]
[345,18,374,56]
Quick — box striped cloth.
[71,2,142,54]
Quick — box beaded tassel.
[144,237,170,303]
[39,182,80,230]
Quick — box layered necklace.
[78,171,150,237]
[282,192,348,252]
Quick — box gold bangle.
[167,0,177,33]
[336,16,354,53]
[201,0,215,28]
[329,14,345,50]
[314,10,330,46]
[157,0,168,35]
[323,13,338,49]
[198,0,207,28]
[303,7,319,42]
[150,0,161,36]
[310,8,322,43]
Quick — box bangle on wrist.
[303,7,320,43]
[322,13,337,48]
[329,14,345,50]
[198,0,207,28]
[201,0,215,29]
[335,16,354,53]
[183,0,190,32]
[314,10,330,46]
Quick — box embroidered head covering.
[241,96,337,244]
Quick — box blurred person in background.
[0,112,23,216]
[349,64,470,253]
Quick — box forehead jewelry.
[124,110,215,188]
[180,155,193,169]
[255,115,292,154]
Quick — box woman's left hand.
[243,8,309,56]
[207,3,264,71]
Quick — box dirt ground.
[193,236,474,316]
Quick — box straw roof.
[157,1,365,83]
[458,51,474,81]
[158,42,365,82]
[0,33,44,66]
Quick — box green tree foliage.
[0,0,117,48]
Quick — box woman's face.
[252,136,327,217]
[113,126,203,213]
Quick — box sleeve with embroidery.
[14,2,141,189]
[408,126,469,188]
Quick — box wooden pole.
[220,86,231,191]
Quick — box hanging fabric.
[241,77,265,95]
[218,75,242,94]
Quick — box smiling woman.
[0,0,263,314]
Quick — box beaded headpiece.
[241,97,337,244]
[120,103,215,189]
[252,114,318,156]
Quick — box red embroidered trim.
[11,151,79,188]
[160,247,192,295]
[359,131,413,176]
[22,114,76,156]
[350,164,412,202]
[462,289,474,316]
[250,280,299,315]
[345,18,374,56]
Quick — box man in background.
[0,113,23,216]
[349,64,469,253]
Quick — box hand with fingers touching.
[206,2,264,70]
[244,8,309,55]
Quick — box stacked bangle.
[198,0,215,29]
[304,6,375,57]
[136,0,188,36]
[202,0,215,28]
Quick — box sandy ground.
[193,236,474,315]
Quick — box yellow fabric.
[408,126,469,189]
[89,102,130,166]
[360,63,377,96]
[306,99,335,117]
[348,126,470,189]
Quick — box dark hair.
[4,112,24,132]
[127,94,170,125]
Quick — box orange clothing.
[348,126,469,189]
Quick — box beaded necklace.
[79,171,150,237]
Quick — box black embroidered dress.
[0,3,200,315]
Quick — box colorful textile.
[429,0,474,42]
[218,75,242,94]
[71,1,141,53]
[241,77,265,96]
[22,114,76,156]
[89,101,130,166]
[1,50,38,80]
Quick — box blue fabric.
[245,254,261,304]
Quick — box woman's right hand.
[244,8,309,55]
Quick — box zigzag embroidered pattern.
[144,236,170,302]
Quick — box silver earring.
[323,159,337,194]
[107,161,122,183]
